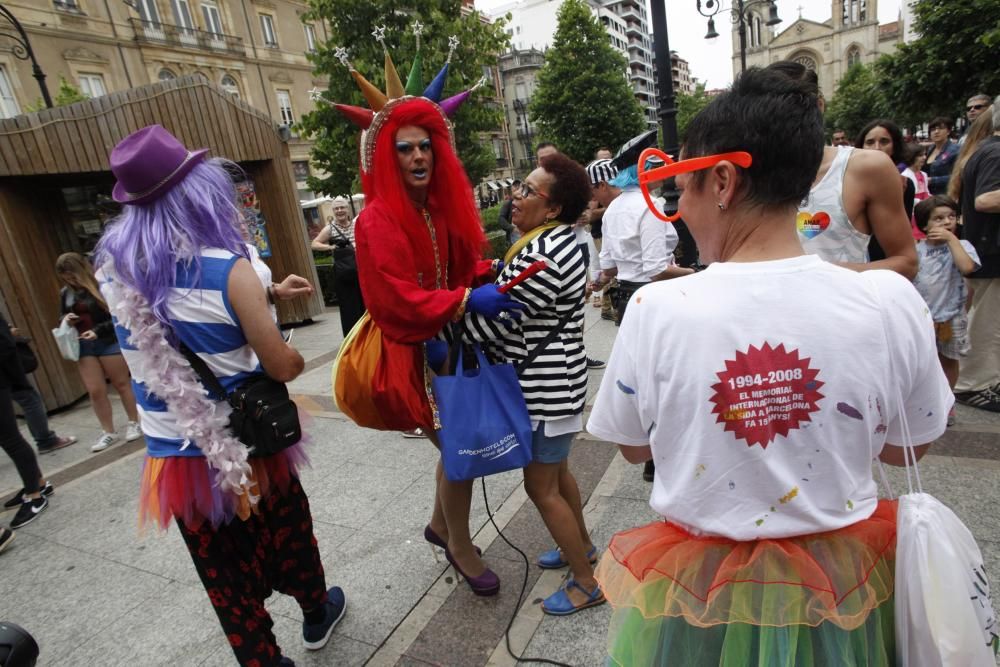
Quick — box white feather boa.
[102,269,257,504]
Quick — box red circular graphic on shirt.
[709,343,824,449]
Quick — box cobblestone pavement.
[1,306,998,666]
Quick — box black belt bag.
[180,344,301,458]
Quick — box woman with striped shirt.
[462,152,605,616]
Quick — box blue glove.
[466,284,525,321]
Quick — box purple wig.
[94,158,250,329]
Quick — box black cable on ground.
[480,477,574,667]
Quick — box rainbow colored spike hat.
[331,22,486,173]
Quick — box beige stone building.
[737,0,902,100]
[671,50,694,96]
[0,0,328,198]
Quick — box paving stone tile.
[522,597,612,666]
[56,581,225,666]
[305,461,425,529]
[268,528,451,648]
[404,555,540,667]
[0,533,167,665]
[269,613,377,667]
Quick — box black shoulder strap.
[179,342,227,398]
[516,310,575,374]
[330,224,352,245]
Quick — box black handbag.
[179,344,301,458]
[14,337,37,374]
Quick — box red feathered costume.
[354,98,493,431]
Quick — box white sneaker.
[91,432,118,452]
[125,421,142,442]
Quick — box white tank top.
[797,147,869,264]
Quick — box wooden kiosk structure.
[0,76,323,410]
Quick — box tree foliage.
[676,83,712,141]
[529,0,644,164]
[299,0,510,196]
[876,0,1000,127]
[26,77,89,112]
[823,63,889,141]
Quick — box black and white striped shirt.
[462,224,588,421]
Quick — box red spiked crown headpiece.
[331,23,485,174]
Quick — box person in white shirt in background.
[588,152,693,484]
[241,221,314,322]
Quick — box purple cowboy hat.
[110,125,209,205]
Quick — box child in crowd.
[912,195,980,425]
[901,143,930,239]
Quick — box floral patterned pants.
[177,477,327,667]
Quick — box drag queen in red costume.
[332,27,520,594]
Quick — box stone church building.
[736,0,903,99]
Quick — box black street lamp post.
[697,0,782,73]
[0,2,52,108]
[648,2,679,216]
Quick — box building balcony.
[619,3,644,23]
[515,128,535,140]
[129,18,246,57]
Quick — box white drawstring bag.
[879,390,998,666]
[50,320,80,361]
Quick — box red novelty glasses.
[637,147,753,222]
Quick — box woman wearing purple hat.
[94,125,344,666]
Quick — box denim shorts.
[79,338,121,358]
[531,423,576,464]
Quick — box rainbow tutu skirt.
[138,443,309,531]
[595,500,898,666]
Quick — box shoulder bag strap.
[516,310,575,374]
[330,223,353,246]
[178,342,227,399]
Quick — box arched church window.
[847,46,861,68]
[794,54,817,71]
[158,68,176,81]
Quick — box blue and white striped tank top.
[110,248,263,458]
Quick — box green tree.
[676,83,712,141]
[876,0,1000,126]
[824,63,889,140]
[25,76,89,112]
[529,0,644,164]
[298,1,509,196]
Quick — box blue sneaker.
[537,545,598,569]
[541,579,606,616]
[302,586,346,650]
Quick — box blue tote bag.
[434,345,534,482]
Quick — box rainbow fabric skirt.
[138,443,309,531]
[595,500,898,666]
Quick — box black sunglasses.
[967,103,987,112]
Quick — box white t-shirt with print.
[587,255,951,541]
